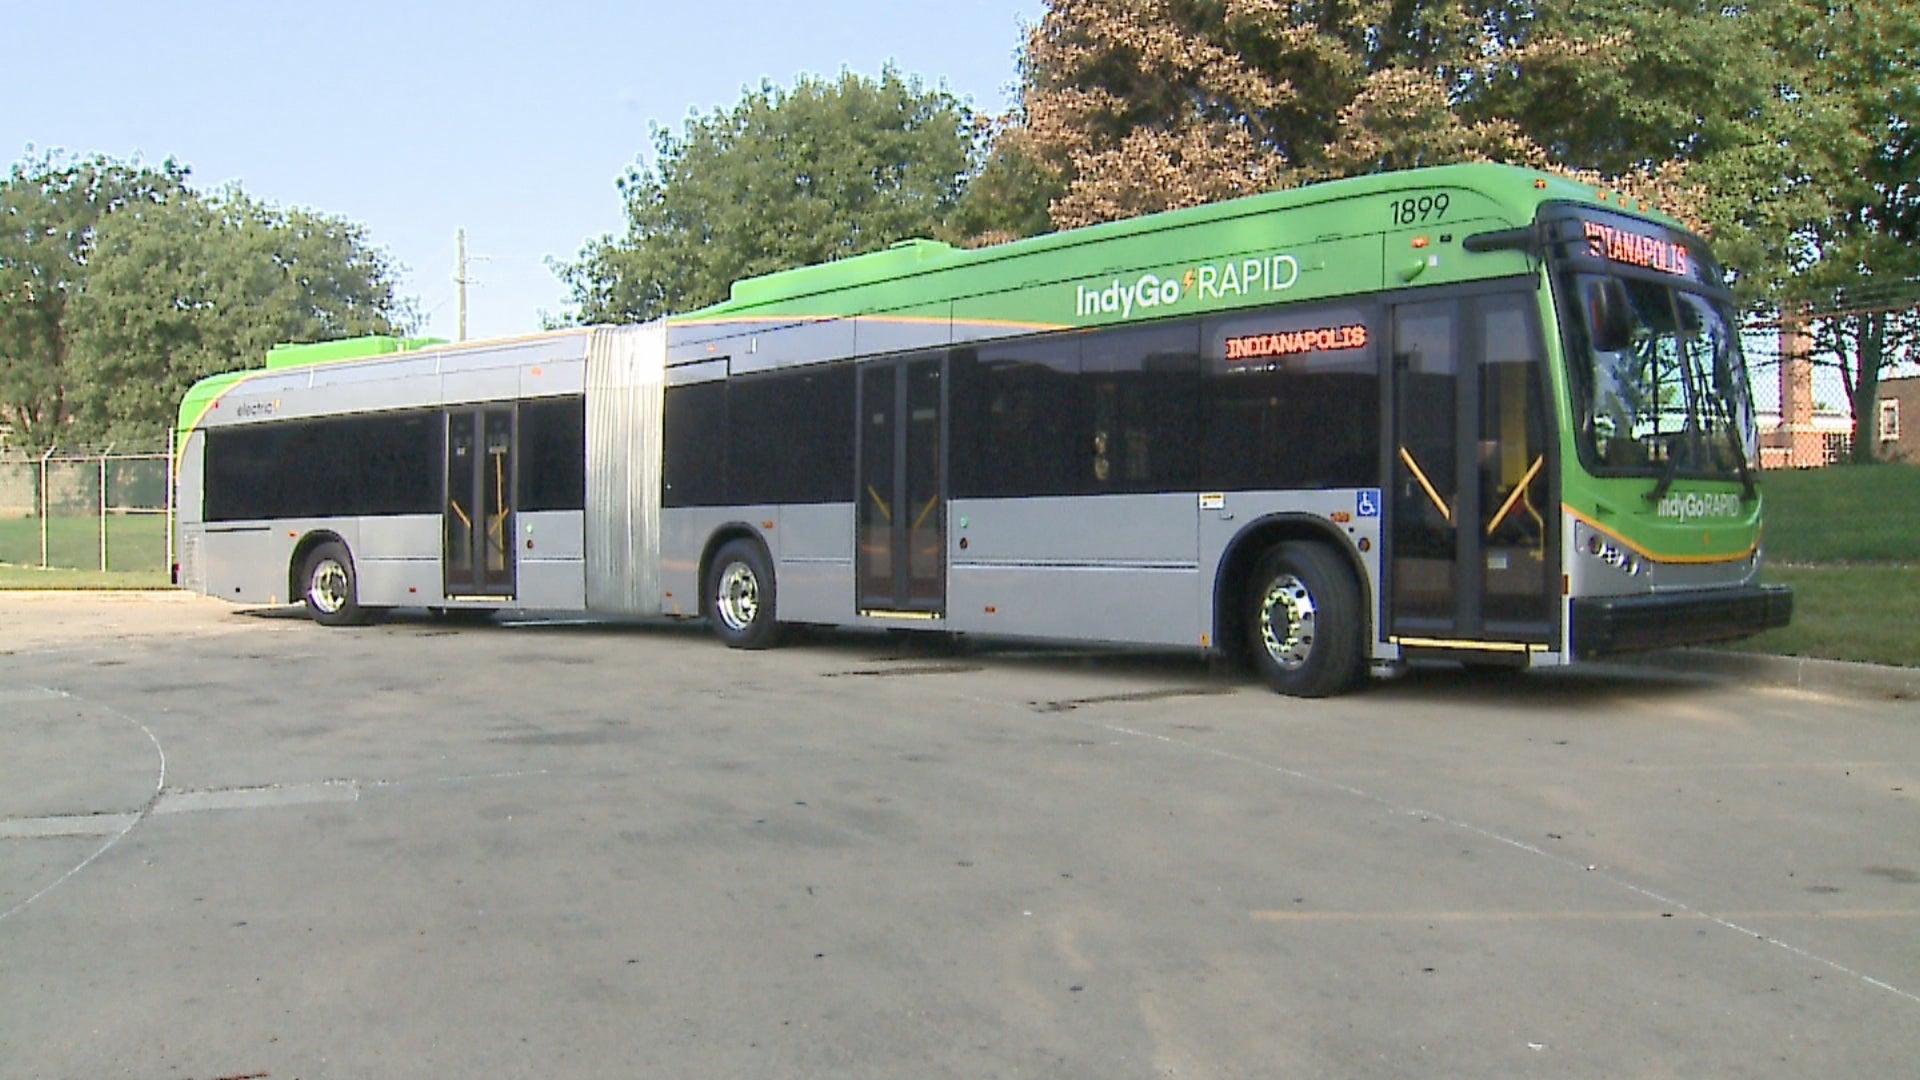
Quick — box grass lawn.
[0,514,169,576]
[0,564,170,589]
[1750,464,1919,668]
[1723,564,1920,668]
[1759,465,1920,564]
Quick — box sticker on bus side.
[1357,490,1381,518]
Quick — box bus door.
[857,354,946,617]
[444,406,516,598]
[1387,292,1555,650]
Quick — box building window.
[1880,397,1900,442]
[1822,431,1852,465]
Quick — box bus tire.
[708,539,781,650]
[301,540,369,627]
[1246,541,1362,698]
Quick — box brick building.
[1757,315,1918,467]
[1758,316,1851,467]
[1878,374,1918,463]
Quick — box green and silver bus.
[173,163,1790,695]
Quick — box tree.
[1762,1,1920,460]
[63,188,411,442]
[558,69,978,323]
[1008,0,1853,239]
[1791,286,1920,465]
[1,152,408,447]
[946,113,1061,247]
[0,152,188,448]
[1484,0,1867,300]
[1015,0,1580,229]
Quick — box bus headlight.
[1584,533,1640,575]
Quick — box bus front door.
[1387,292,1555,653]
[857,355,946,618]
[444,406,516,599]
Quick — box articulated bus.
[173,163,1790,696]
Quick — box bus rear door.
[857,355,946,618]
[445,406,517,599]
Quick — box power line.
[1742,274,1920,317]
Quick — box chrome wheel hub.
[1257,572,1316,671]
[716,562,760,632]
[309,559,349,614]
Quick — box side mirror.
[1586,279,1634,352]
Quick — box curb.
[1627,648,1920,701]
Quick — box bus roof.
[264,335,448,370]
[676,163,1673,325]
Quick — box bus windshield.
[1567,272,1757,484]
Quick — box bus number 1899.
[1391,193,1451,226]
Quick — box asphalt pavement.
[2,592,1916,1079]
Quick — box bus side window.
[519,396,586,512]
[662,379,728,508]
[1201,306,1379,491]
[1081,322,1201,493]
[951,337,1085,499]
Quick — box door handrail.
[1397,446,1454,525]
[1485,455,1545,538]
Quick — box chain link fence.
[1746,300,1920,468]
[0,443,173,574]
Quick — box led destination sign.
[1583,220,1691,277]
[1224,324,1369,363]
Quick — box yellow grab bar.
[1397,447,1453,525]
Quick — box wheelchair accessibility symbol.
[1356,489,1381,518]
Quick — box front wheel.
[1245,541,1363,697]
[707,539,781,649]
[301,540,369,627]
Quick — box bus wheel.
[708,539,781,650]
[302,541,369,627]
[1246,541,1362,698]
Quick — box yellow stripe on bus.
[1562,505,1758,565]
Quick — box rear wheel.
[301,541,368,627]
[708,539,781,649]
[1245,541,1363,697]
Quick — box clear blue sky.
[7,0,1045,342]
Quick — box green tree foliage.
[559,69,978,323]
[1013,0,1569,229]
[0,153,188,447]
[1009,1,1896,257]
[1763,1,1920,460]
[1,153,410,448]
[1807,308,1918,462]
[946,114,1062,247]
[64,190,410,442]
[1491,0,1861,299]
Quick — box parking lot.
[3,592,1917,1078]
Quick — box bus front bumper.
[1571,584,1794,658]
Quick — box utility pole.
[455,228,469,342]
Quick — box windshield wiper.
[1726,423,1757,502]
[1642,423,1755,508]
[1644,447,1680,506]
